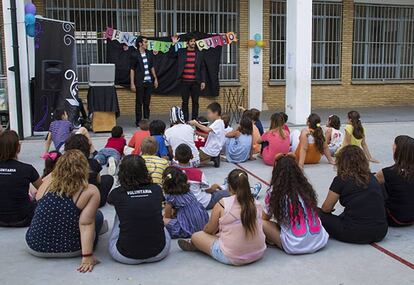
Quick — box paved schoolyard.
[1,118,414,284]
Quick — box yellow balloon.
[257,40,266,47]
[248,40,256,48]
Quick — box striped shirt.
[181,51,196,81]
[142,155,169,186]
[141,52,152,82]
[165,192,209,238]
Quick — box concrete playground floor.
[1,108,414,285]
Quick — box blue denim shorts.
[210,240,232,265]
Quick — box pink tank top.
[218,196,266,265]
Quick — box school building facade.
[1,0,414,125]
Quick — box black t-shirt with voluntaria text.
[107,184,165,259]
[330,174,387,229]
[383,166,414,223]
[0,160,39,222]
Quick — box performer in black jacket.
[130,36,158,127]
[171,34,206,121]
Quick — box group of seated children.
[0,103,413,273]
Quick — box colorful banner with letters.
[104,27,237,53]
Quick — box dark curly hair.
[336,145,370,187]
[307,113,325,154]
[227,169,257,236]
[64,134,90,158]
[118,155,152,190]
[268,155,318,226]
[348,111,364,140]
[162,166,189,195]
[328,115,341,130]
[149,120,166,136]
[393,135,414,181]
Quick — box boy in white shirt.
[165,106,200,166]
[189,102,225,168]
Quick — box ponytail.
[307,113,325,154]
[348,111,364,140]
[227,169,257,236]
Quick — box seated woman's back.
[219,195,265,264]
[26,150,99,254]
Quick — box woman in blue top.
[26,150,104,273]
[163,167,209,238]
[225,116,253,163]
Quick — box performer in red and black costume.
[171,34,207,121]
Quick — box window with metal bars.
[155,0,240,82]
[44,0,140,84]
[352,4,414,81]
[269,0,343,81]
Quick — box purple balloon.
[25,3,36,15]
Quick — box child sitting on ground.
[178,169,266,266]
[325,115,343,156]
[225,116,254,163]
[128,119,150,155]
[194,116,209,149]
[150,120,169,159]
[242,110,261,155]
[258,112,290,166]
[165,107,200,167]
[189,103,225,168]
[262,154,328,254]
[141,137,169,186]
[163,166,209,238]
[94,126,126,176]
[174,143,230,210]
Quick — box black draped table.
[87,85,120,117]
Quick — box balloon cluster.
[248,33,266,56]
[25,3,37,37]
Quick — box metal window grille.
[352,4,414,81]
[44,0,140,83]
[155,0,240,82]
[270,0,343,81]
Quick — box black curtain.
[106,32,222,97]
[33,18,79,131]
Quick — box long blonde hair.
[47,149,89,197]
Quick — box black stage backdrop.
[33,18,79,131]
[106,32,222,97]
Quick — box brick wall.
[262,0,414,112]
[33,0,414,116]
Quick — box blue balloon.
[254,46,261,55]
[25,14,36,25]
[25,3,37,15]
[254,33,261,41]
[26,24,35,37]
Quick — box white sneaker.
[108,157,116,176]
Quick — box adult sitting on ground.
[65,134,113,207]
[107,155,170,264]
[25,150,104,273]
[0,130,42,227]
[290,113,335,169]
[375,135,414,227]
[319,145,388,244]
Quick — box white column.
[2,0,33,137]
[248,0,263,110]
[285,0,312,125]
